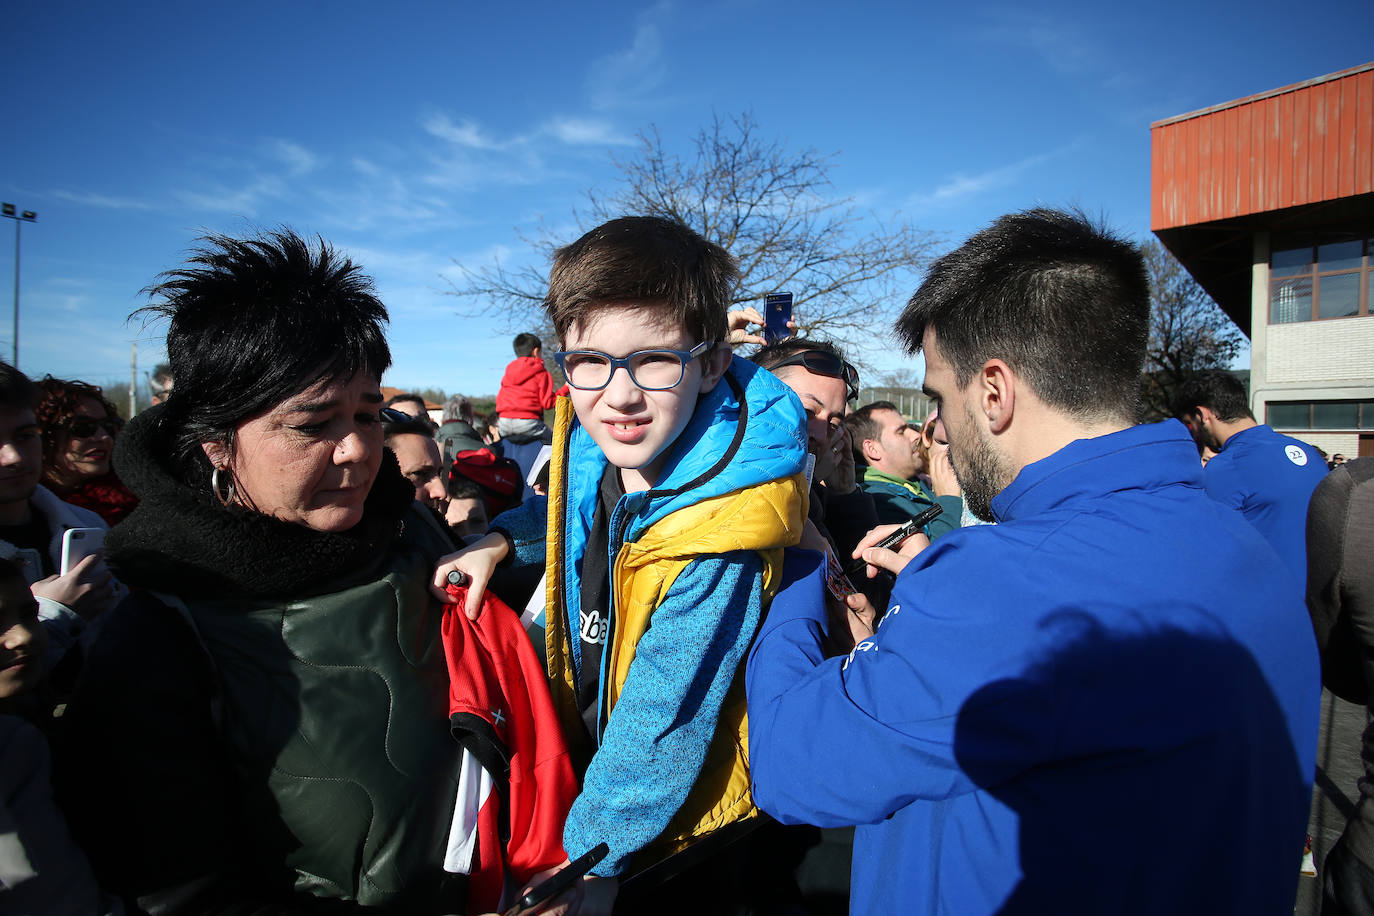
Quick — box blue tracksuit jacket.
[747,419,1321,914]
[1203,423,1328,582]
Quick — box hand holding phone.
[60,527,105,576]
[764,292,793,345]
[31,553,114,622]
[502,843,610,916]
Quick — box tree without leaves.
[448,113,942,368]
[1139,239,1246,421]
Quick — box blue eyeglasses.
[555,341,713,391]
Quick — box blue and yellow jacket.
[492,354,808,877]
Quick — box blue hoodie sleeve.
[488,495,550,570]
[563,550,765,877]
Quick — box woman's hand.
[929,440,961,498]
[430,532,510,620]
[813,423,856,495]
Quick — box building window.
[1266,400,1374,429]
[1270,231,1372,324]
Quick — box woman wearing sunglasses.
[35,378,137,526]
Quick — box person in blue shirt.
[1170,370,1328,582]
[746,208,1321,915]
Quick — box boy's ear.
[697,342,732,394]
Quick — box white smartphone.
[59,527,105,576]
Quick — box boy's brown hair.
[544,216,738,346]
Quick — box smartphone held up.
[764,292,793,345]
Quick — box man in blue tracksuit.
[1171,369,1328,582]
[746,209,1321,914]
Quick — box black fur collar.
[107,404,415,601]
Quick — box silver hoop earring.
[211,467,236,507]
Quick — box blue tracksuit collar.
[1215,422,1268,455]
[991,420,1203,523]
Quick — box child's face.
[0,580,45,700]
[563,303,728,493]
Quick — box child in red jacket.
[495,333,554,440]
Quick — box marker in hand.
[444,569,471,603]
[844,503,943,577]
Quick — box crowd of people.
[0,208,1361,915]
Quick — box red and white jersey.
[441,588,577,913]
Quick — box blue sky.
[3,0,1371,398]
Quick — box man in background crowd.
[1306,458,1374,914]
[846,400,960,540]
[149,363,173,405]
[381,408,448,516]
[1171,369,1327,582]
[437,393,486,459]
[385,391,437,432]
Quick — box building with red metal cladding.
[1151,63,1374,458]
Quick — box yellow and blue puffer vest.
[532,355,809,876]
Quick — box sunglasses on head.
[65,417,120,438]
[379,406,437,429]
[769,350,860,401]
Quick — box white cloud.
[269,139,320,175]
[544,117,635,147]
[910,143,1080,210]
[973,8,1144,94]
[172,171,290,216]
[423,114,507,150]
[51,190,155,211]
[585,3,671,111]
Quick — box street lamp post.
[2,203,37,367]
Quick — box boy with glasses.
[433,216,809,912]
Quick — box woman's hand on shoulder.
[430,532,511,620]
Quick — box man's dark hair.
[139,228,391,491]
[382,413,436,442]
[386,392,426,411]
[844,401,900,452]
[896,208,1149,422]
[513,333,542,357]
[0,362,37,411]
[750,337,846,372]
[1169,370,1254,423]
[545,216,737,346]
[447,474,482,501]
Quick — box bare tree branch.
[446,112,942,368]
[1139,240,1247,420]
